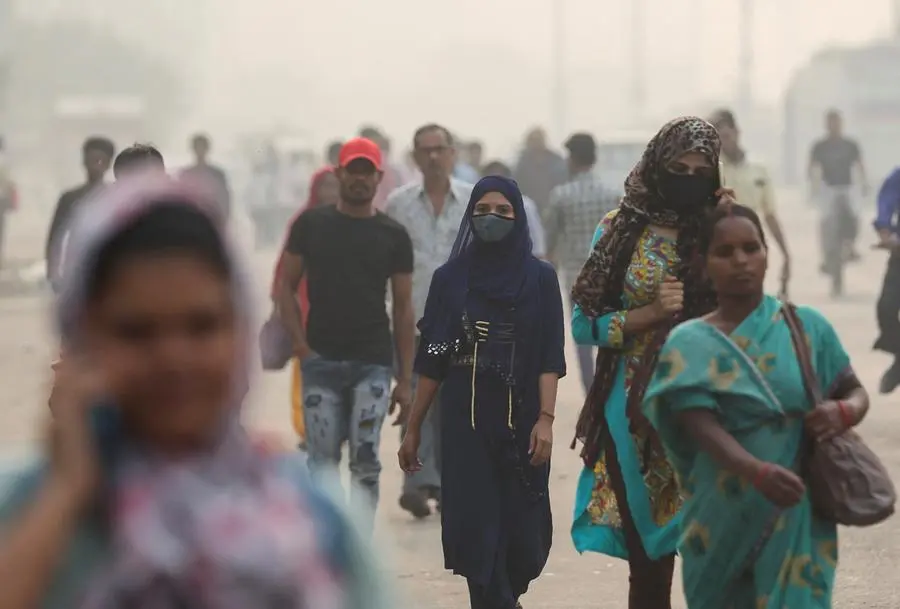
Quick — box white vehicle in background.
[594,131,650,192]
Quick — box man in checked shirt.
[544,132,621,397]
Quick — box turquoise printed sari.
[642,295,850,609]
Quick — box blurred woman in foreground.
[0,175,383,609]
[643,204,868,608]
[269,167,340,447]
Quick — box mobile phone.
[89,401,122,467]
[54,346,121,467]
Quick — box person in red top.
[270,166,340,446]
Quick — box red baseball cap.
[338,137,383,171]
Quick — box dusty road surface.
[0,191,898,608]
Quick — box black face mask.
[658,171,717,212]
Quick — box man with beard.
[277,137,415,532]
[46,136,115,290]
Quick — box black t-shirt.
[180,164,231,220]
[286,205,413,366]
[810,137,861,187]
[46,182,103,284]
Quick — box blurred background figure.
[711,109,791,296]
[451,132,480,183]
[513,127,566,211]
[326,140,344,167]
[463,140,484,176]
[359,125,408,209]
[245,142,281,248]
[808,109,868,274]
[45,136,114,289]
[0,136,17,270]
[544,132,620,396]
[481,160,547,259]
[873,165,900,394]
[112,143,165,180]
[180,132,232,222]
[268,166,340,450]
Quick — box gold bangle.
[539,411,555,421]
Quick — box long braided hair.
[570,116,721,466]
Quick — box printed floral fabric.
[642,295,850,608]
[585,218,681,529]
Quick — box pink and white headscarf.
[58,172,346,609]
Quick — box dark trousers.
[604,439,675,609]
[467,581,520,609]
[875,252,900,356]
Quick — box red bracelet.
[752,463,772,489]
[837,400,854,429]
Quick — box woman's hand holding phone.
[47,355,105,507]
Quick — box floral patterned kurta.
[571,209,682,559]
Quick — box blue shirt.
[453,162,480,184]
[874,168,900,232]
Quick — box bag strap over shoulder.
[781,303,822,406]
[730,305,817,587]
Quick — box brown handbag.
[781,304,896,526]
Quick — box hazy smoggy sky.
[20,0,895,155]
[190,0,894,153]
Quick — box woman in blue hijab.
[398,176,566,609]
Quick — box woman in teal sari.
[643,203,870,609]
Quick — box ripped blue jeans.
[300,356,392,528]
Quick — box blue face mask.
[472,213,514,243]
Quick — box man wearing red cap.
[275,137,415,531]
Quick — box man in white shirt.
[385,124,471,519]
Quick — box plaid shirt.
[544,171,621,287]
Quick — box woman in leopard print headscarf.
[568,116,732,609]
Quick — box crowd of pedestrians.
[0,109,894,609]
